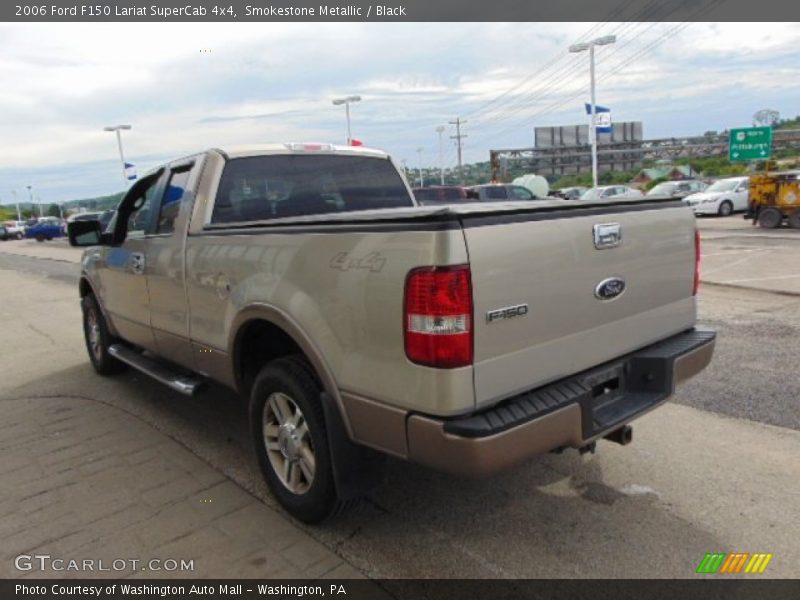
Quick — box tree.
[753,109,780,127]
[47,204,61,218]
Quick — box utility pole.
[449,118,467,184]
[436,126,445,185]
[416,147,424,187]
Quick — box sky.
[0,21,799,204]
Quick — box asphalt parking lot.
[0,216,798,580]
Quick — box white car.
[3,220,26,239]
[683,176,749,216]
[580,185,644,201]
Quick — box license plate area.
[580,358,668,437]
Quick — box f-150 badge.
[486,304,529,323]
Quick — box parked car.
[413,186,471,205]
[468,183,540,201]
[0,224,11,241]
[3,220,27,239]
[553,186,588,200]
[646,180,708,200]
[67,143,715,523]
[683,176,749,216]
[580,185,644,201]
[25,216,65,242]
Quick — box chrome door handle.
[130,252,145,275]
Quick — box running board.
[109,344,203,396]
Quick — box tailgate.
[463,201,698,407]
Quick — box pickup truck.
[68,144,715,523]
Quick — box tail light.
[693,229,701,295]
[404,265,473,368]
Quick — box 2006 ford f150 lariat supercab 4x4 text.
[68,143,715,522]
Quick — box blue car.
[25,217,65,242]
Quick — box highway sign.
[729,127,772,161]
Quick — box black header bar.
[3,0,799,22]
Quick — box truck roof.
[217,143,390,160]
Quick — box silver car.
[580,185,644,201]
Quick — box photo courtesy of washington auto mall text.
[1,0,799,598]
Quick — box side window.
[510,186,533,200]
[156,167,192,234]
[484,186,507,200]
[738,180,749,191]
[127,176,164,238]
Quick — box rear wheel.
[81,294,126,375]
[718,200,733,217]
[788,211,800,230]
[249,356,341,523]
[35,234,45,242]
[757,207,782,229]
[15,232,23,240]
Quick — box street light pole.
[12,189,20,221]
[436,126,445,185]
[569,35,616,191]
[416,147,424,187]
[103,124,132,187]
[332,95,362,145]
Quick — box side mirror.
[67,220,109,247]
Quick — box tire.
[249,356,341,523]
[35,235,45,242]
[16,233,23,240]
[81,294,126,375]
[718,200,733,217]
[757,207,782,229]
[788,211,800,230]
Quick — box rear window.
[212,154,413,223]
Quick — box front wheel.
[249,356,341,523]
[35,235,45,242]
[788,211,800,230]
[81,294,126,375]
[718,200,733,217]
[16,233,23,240]
[757,207,782,229]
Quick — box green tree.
[47,204,61,218]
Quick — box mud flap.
[320,392,385,500]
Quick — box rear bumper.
[406,327,716,476]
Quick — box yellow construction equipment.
[746,172,800,229]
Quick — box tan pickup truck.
[68,144,715,522]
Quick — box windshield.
[647,183,675,196]
[706,179,740,193]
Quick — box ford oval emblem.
[595,277,626,300]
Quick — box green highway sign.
[729,127,772,161]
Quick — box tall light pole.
[11,189,20,221]
[569,35,616,191]
[331,95,362,145]
[435,126,445,185]
[26,185,38,217]
[103,124,132,187]
[416,147,424,187]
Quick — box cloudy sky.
[0,21,798,204]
